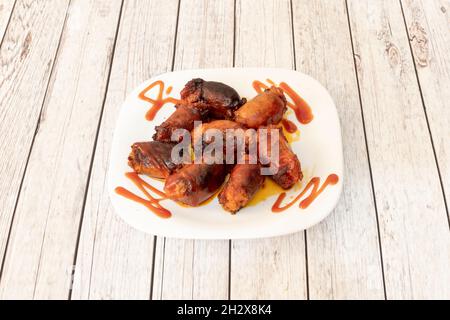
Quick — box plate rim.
[108,67,344,239]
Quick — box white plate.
[108,68,343,239]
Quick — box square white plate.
[108,68,343,239]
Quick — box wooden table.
[0,0,449,300]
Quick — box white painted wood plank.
[292,0,385,299]
[0,0,15,42]
[152,0,233,300]
[230,0,307,300]
[347,0,450,299]
[153,238,230,300]
[70,0,179,300]
[0,0,123,300]
[0,0,69,286]
[401,0,450,222]
[231,234,306,299]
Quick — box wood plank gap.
[68,0,125,300]
[227,0,237,301]
[170,0,182,71]
[232,0,236,67]
[288,0,308,299]
[398,0,450,230]
[0,0,71,285]
[227,240,231,300]
[150,0,181,299]
[289,0,296,71]
[304,231,310,300]
[289,0,307,299]
[344,0,387,300]
[148,236,158,300]
[86,211,98,300]
[0,0,16,48]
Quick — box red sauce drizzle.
[138,80,180,121]
[272,174,339,212]
[266,78,276,86]
[279,82,313,125]
[252,80,268,94]
[252,79,313,125]
[281,118,298,133]
[115,172,171,219]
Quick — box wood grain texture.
[230,0,307,300]
[0,0,15,42]
[70,0,179,300]
[0,0,447,300]
[291,0,385,299]
[401,0,450,222]
[347,0,450,299]
[0,0,123,300]
[0,0,69,289]
[151,0,234,300]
